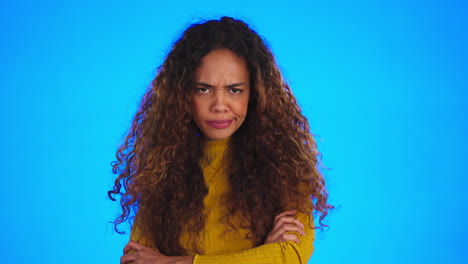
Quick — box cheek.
[191,98,200,114]
[239,97,249,116]
[242,102,249,115]
[191,98,207,122]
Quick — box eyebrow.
[195,82,246,89]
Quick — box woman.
[109,17,333,264]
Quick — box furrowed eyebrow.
[195,82,214,88]
[195,82,246,89]
[225,83,245,89]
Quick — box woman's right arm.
[120,241,193,264]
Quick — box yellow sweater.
[131,138,315,264]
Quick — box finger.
[280,233,301,244]
[266,232,301,244]
[278,216,304,229]
[123,241,146,254]
[292,218,305,229]
[269,224,305,240]
[279,224,306,236]
[273,216,305,230]
[120,252,137,264]
[273,210,297,223]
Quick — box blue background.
[2,0,467,263]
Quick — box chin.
[208,136,229,141]
[206,132,231,141]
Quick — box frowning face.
[191,49,250,141]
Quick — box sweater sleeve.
[193,212,315,264]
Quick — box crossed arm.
[120,210,314,264]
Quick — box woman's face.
[191,49,250,141]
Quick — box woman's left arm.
[193,211,314,264]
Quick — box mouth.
[205,119,233,129]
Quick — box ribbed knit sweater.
[131,138,315,264]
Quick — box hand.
[264,210,306,244]
[120,241,194,264]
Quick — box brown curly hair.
[108,16,333,256]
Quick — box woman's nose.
[210,91,228,112]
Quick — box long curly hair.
[109,16,333,256]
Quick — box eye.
[229,88,242,94]
[196,87,210,93]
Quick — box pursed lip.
[205,119,233,129]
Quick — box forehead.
[195,49,249,82]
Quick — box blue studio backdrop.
[2,0,467,263]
